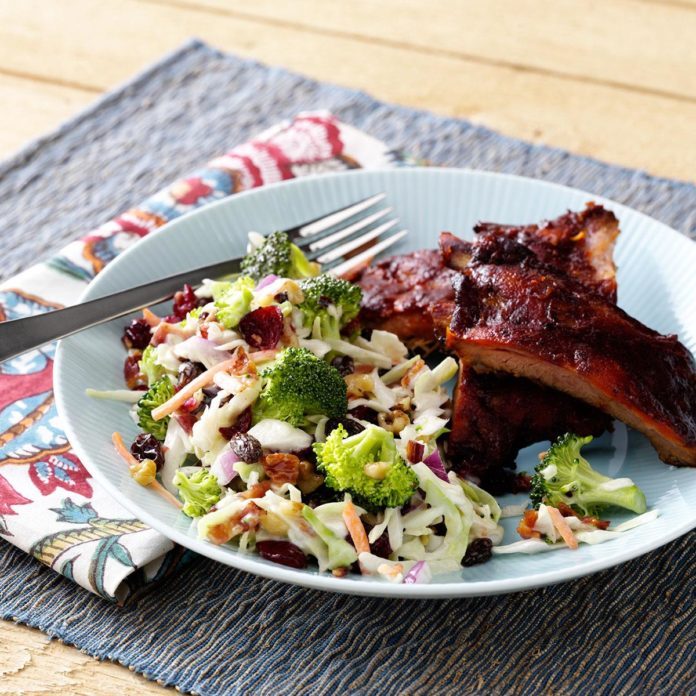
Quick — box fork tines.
[292,193,406,277]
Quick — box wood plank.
[0,74,95,158]
[0,622,171,695]
[156,0,696,101]
[0,0,693,179]
[638,0,696,9]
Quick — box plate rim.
[54,167,696,598]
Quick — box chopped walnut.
[378,409,410,434]
[263,453,301,485]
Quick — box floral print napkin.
[0,112,403,603]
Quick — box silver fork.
[0,193,406,363]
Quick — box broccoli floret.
[530,433,647,517]
[314,424,418,510]
[173,468,222,518]
[298,274,362,340]
[139,345,164,386]
[301,506,358,569]
[136,377,175,441]
[211,276,255,329]
[253,348,347,426]
[241,231,320,281]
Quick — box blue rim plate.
[54,169,696,598]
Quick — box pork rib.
[439,203,621,480]
[472,202,619,302]
[445,260,696,467]
[431,298,611,488]
[354,248,457,353]
[446,367,613,491]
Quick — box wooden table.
[1,0,694,693]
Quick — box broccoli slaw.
[96,230,657,584]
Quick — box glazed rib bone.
[445,259,696,467]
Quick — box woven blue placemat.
[1,40,694,695]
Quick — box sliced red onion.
[403,561,429,584]
[256,274,279,290]
[211,448,240,486]
[424,449,448,482]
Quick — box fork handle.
[0,257,242,363]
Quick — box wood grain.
[1,0,695,693]
[159,0,696,99]
[0,0,693,178]
[0,622,168,695]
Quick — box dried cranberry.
[122,319,152,350]
[182,397,200,412]
[274,292,289,303]
[330,355,354,377]
[230,433,263,463]
[219,408,252,440]
[176,412,197,435]
[170,284,204,321]
[370,531,392,559]
[177,361,205,391]
[462,538,493,567]
[348,406,378,424]
[238,306,284,350]
[256,540,307,569]
[130,433,165,470]
[123,353,146,390]
[326,417,364,437]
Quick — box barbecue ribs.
[439,204,622,483]
[444,248,696,467]
[354,248,457,353]
[472,202,619,302]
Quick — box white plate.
[54,169,696,598]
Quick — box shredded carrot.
[112,431,134,462]
[151,351,244,421]
[547,505,579,550]
[142,308,161,326]
[342,500,370,555]
[111,432,182,509]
